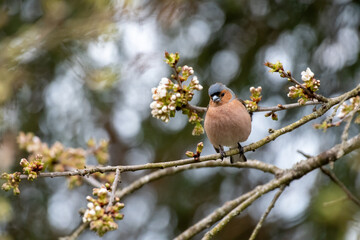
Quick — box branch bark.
[256,100,320,112]
[320,167,360,208]
[248,185,286,240]
[59,222,89,240]
[117,160,281,199]
[176,133,360,239]
[174,189,258,240]
[106,168,121,211]
[201,133,360,239]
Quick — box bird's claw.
[219,149,226,160]
[237,142,247,162]
[215,145,226,161]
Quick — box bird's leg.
[214,145,226,160]
[237,142,247,162]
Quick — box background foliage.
[0,0,360,239]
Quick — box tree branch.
[341,104,360,143]
[117,160,281,199]
[320,167,360,208]
[186,103,207,113]
[282,71,328,102]
[174,189,258,240]
[241,84,360,154]
[256,101,321,112]
[65,167,102,188]
[9,84,358,182]
[186,99,323,115]
[248,185,286,240]
[59,222,89,240]
[180,133,360,239]
[107,168,121,211]
[81,175,103,188]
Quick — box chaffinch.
[204,83,252,163]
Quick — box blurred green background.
[0,0,360,239]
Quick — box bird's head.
[208,83,236,106]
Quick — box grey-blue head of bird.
[208,83,236,104]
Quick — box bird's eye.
[221,92,225,97]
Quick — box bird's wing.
[237,98,253,120]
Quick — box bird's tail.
[229,148,247,163]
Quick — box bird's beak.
[211,95,221,103]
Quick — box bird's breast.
[204,100,251,147]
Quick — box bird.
[204,83,252,163]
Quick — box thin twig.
[81,175,103,188]
[325,86,359,124]
[296,150,312,158]
[65,166,102,188]
[202,187,264,240]
[341,104,360,143]
[282,71,328,102]
[186,103,207,113]
[59,222,89,240]
[323,196,347,207]
[14,158,280,180]
[256,101,321,112]
[117,160,282,199]
[199,133,360,240]
[186,100,322,115]
[174,189,258,240]
[248,185,286,240]
[107,168,121,211]
[320,166,360,208]
[172,64,182,89]
[299,149,360,208]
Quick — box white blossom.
[89,209,96,216]
[301,67,314,81]
[160,77,171,86]
[87,202,94,209]
[158,86,167,98]
[151,110,158,116]
[98,187,108,195]
[192,76,199,84]
[150,101,157,109]
[182,65,194,75]
[195,85,203,90]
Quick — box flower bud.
[20,158,29,167]
[185,151,194,157]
